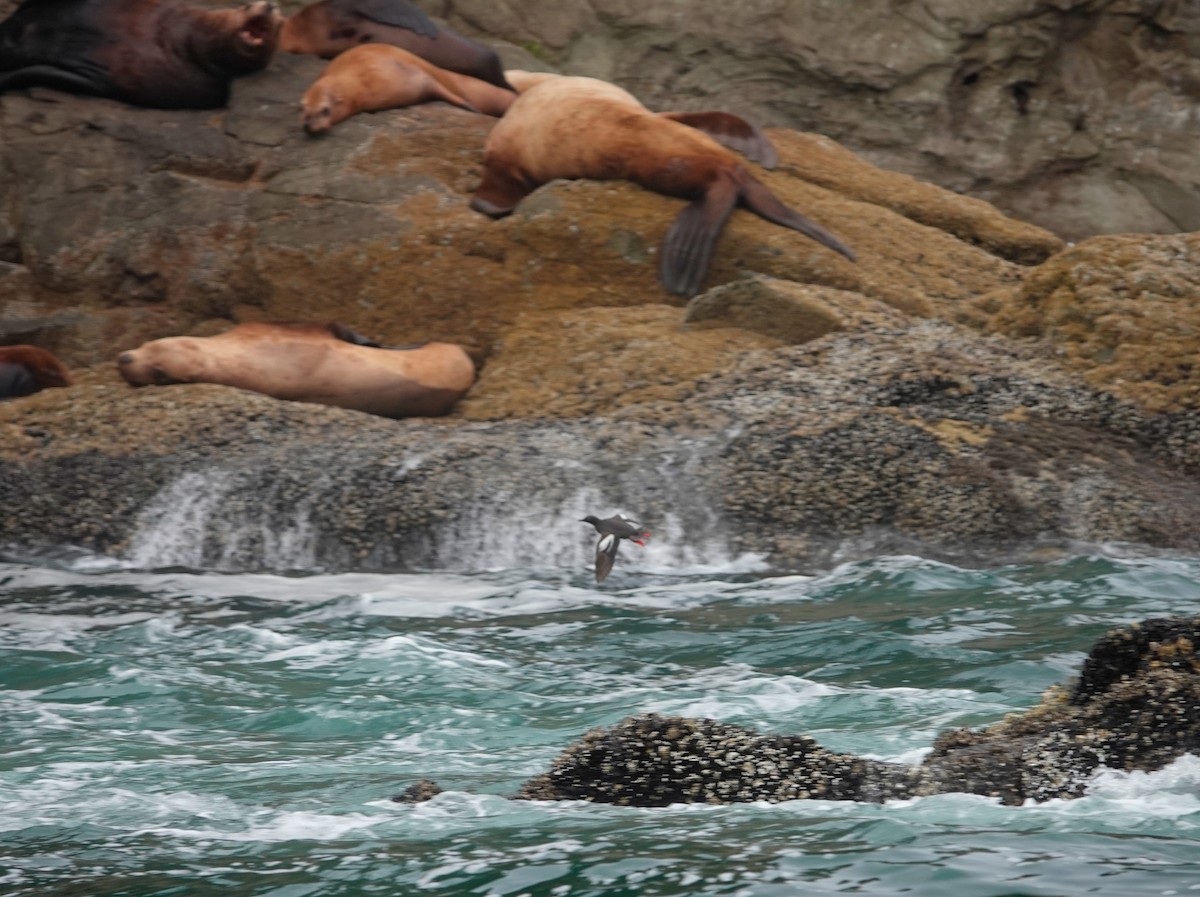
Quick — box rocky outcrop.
[3,319,1199,570]
[397,616,1200,806]
[969,233,1200,414]
[2,1,1197,240]
[1,42,1198,572]
[0,52,1060,375]
[437,0,1200,241]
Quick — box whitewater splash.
[121,462,756,576]
[125,471,239,569]
[125,469,320,571]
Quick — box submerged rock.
[514,714,934,806]
[400,616,1200,806]
[392,779,444,804]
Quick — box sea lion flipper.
[329,322,381,347]
[738,172,856,262]
[345,0,438,38]
[0,362,36,399]
[660,173,740,297]
[428,79,480,114]
[659,111,779,169]
[328,322,424,351]
[0,64,109,97]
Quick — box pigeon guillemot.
[581,513,650,583]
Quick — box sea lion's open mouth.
[238,2,280,48]
[239,18,272,47]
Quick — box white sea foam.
[1046,754,1200,819]
[141,809,387,843]
[0,610,158,652]
[432,488,605,572]
[125,470,238,569]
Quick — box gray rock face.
[0,6,1196,574]
[1,0,1195,239]
[437,0,1200,240]
[3,321,1198,572]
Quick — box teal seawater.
[3,553,1200,897]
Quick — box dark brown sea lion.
[0,0,281,109]
[471,74,855,297]
[302,43,514,132]
[281,0,510,91]
[0,345,71,399]
[116,322,476,418]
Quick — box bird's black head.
[581,515,600,526]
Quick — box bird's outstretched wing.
[594,534,619,583]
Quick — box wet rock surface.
[0,18,1197,572]
[4,320,1200,570]
[398,615,1200,806]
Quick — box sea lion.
[504,69,779,168]
[0,345,71,400]
[0,0,281,109]
[302,43,514,133]
[471,75,855,297]
[116,321,475,418]
[281,0,510,91]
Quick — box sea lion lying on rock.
[471,73,855,297]
[280,0,510,90]
[302,43,514,133]
[117,321,475,418]
[397,615,1200,806]
[0,345,71,399]
[504,69,780,168]
[0,0,281,108]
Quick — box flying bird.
[581,513,650,583]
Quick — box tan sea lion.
[0,345,71,399]
[281,0,510,91]
[302,43,514,133]
[472,75,855,297]
[0,0,281,109]
[116,322,476,419]
[504,69,779,168]
[502,70,558,94]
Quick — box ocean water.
[4,550,1200,897]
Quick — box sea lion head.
[117,338,206,387]
[235,2,283,63]
[201,1,282,76]
[301,82,346,134]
